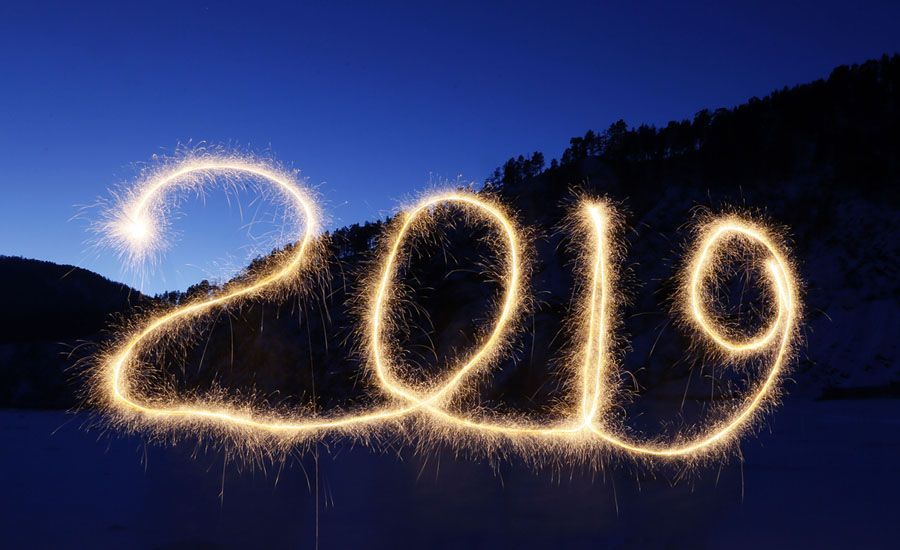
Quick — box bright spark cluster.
[93,154,801,464]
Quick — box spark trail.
[94,154,801,463]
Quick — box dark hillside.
[116,58,898,426]
[0,256,146,407]
[487,56,899,402]
[0,256,142,341]
[1,55,896,411]
[491,54,900,202]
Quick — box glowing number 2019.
[95,156,800,461]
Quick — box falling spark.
[93,154,801,465]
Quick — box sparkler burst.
[92,153,801,466]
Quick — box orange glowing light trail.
[579,206,798,456]
[97,155,800,460]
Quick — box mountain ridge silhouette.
[1,55,897,409]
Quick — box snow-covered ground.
[1,397,898,548]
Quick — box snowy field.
[1,397,898,548]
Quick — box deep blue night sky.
[2,0,899,293]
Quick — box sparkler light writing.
[92,154,801,463]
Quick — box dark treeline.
[156,54,900,306]
[152,219,391,305]
[489,54,899,196]
[3,55,897,409]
